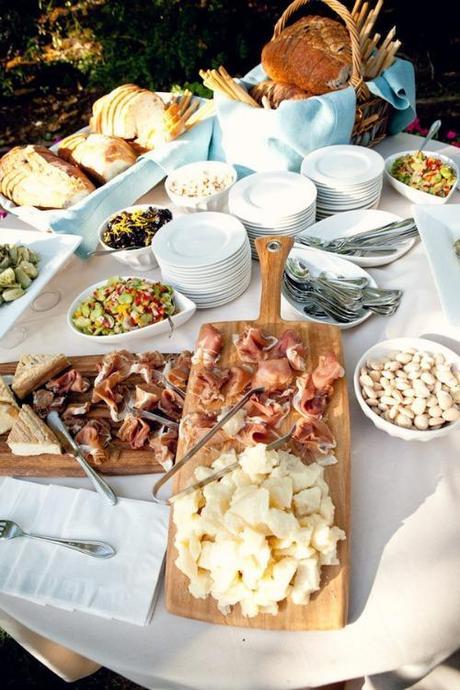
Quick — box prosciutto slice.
[46,369,90,394]
[158,388,184,421]
[234,327,277,363]
[224,365,254,400]
[245,393,289,428]
[192,366,231,405]
[252,357,293,393]
[164,351,192,390]
[130,351,165,384]
[292,417,336,454]
[238,421,277,446]
[192,324,223,367]
[179,412,225,447]
[32,389,66,419]
[94,350,135,387]
[117,414,150,449]
[312,352,344,390]
[62,401,92,434]
[92,373,126,421]
[293,373,329,418]
[134,383,163,411]
[75,419,112,465]
[148,426,178,471]
[271,329,306,371]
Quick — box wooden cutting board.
[0,354,167,477]
[165,236,350,630]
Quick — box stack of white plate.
[228,171,317,258]
[152,212,251,309]
[301,145,385,220]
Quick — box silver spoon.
[88,245,143,257]
[417,120,442,153]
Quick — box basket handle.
[272,0,368,99]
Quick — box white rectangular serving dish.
[414,204,460,326]
[0,228,81,339]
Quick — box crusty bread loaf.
[0,145,95,209]
[12,353,70,400]
[58,132,138,185]
[262,16,352,95]
[7,404,61,456]
[90,84,166,151]
[249,81,312,108]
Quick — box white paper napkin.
[0,477,169,625]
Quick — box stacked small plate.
[301,145,385,220]
[152,212,251,309]
[228,171,317,258]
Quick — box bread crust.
[249,81,312,108]
[58,133,137,184]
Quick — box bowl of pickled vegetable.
[98,205,173,269]
[385,150,458,205]
[68,276,196,344]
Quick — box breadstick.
[381,40,401,72]
[355,2,369,31]
[352,0,362,19]
[363,33,381,63]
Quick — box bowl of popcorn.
[354,337,460,441]
[165,161,237,212]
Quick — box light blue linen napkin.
[210,58,416,175]
[49,116,214,258]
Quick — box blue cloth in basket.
[50,117,213,258]
[209,58,416,175]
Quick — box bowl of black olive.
[98,204,173,269]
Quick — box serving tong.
[296,217,418,257]
[283,258,402,324]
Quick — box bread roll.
[0,145,95,209]
[262,16,352,95]
[249,81,312,108]
[58,132,137,185]
[90,84,166,151]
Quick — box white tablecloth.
[0,133,459,690]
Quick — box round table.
[0,133,459,690]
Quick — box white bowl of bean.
[165,161,237,213]
[354,337,460,441]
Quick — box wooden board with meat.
[0,350,191,476]
[165,235,350,630]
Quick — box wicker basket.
[272,0,390,149]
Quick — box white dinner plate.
[282,246,378,330]
[159,244,250,275]
[414,204,460,326]
[316,192,382,210]
[241,209,316,230]
[152,212,247,268]
[0,228,81,340]
[296,209,415,267]
[301,145,385,186]
[314,177,383,193]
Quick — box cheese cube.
[230,486,269,527]
[266,508,299,539]
[293,487,322,516]
[262,476,293,509]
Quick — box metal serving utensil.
[169,425,297,504]
[0,519,116,558]
[47,411,118,506]
[87,245,142,257]
[416,119,442,154]
[151,386,265,504]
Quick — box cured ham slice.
[179,411,226,447]
[62,401,92,434]
[192,366,231,405]
[192,324,223,367]
[94,350,135,387]
[158,388,184,421]
[271,329,306,371]
[46,369,90,394]
[117,414,150,449]
[293,373,329,418]
[134,383,163,411]
[32,389,66,419]
[75,419,111,465]
[312,352,344,390]
[92,373,126,421]
[234,327,277,363]
[292,416,336,454]
[238,421,277,446]
[252,357,293,393]
[224,365,254,400]
[148,426,178,471]
[245,393,289,428]
[130,351,165,384]
[164,351,192,390]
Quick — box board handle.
[255,235,294,324]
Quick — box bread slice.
[7,404,61,456]
[58,132,137,184]
[12,353,70,400]
[0,375,19,434]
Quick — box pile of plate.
[301,145,385,220]
[152,212,251,309]
[228,171,317,258]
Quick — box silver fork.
[0,519,116,558]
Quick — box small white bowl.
[354,337,460,441]
[384,150,458,205]
[67,276,196,345]
[98,204,174,270]
[165,161,237,212]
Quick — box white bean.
[407,370,421,381]
[381,395,397,406]
[363,385,376,399]
[399,406,415,419]
[369,370,381,382]
[428,405,443,418]
[396,413,412,428]
[396,352,412,364]
[437,391,453,411]
[411,398,426,416]
[420,372,435,386]
[451,387,460,404]
[414,414,429,430]
[413,381,430,398]
[367,398,379,407]
[427,395,438,408]
[382,370,395,380]
[360,375,374,387]
[378,402,389,411]
[434,353,445,365]
[395,379,410,391]
[429,418,443,428]
[442,407,460,422]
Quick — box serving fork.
[0,519,116,558]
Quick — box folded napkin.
[209,58,416,175]
[0,477,169,625]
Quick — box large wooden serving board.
[0,354,165,476]
[165,236,350,630]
